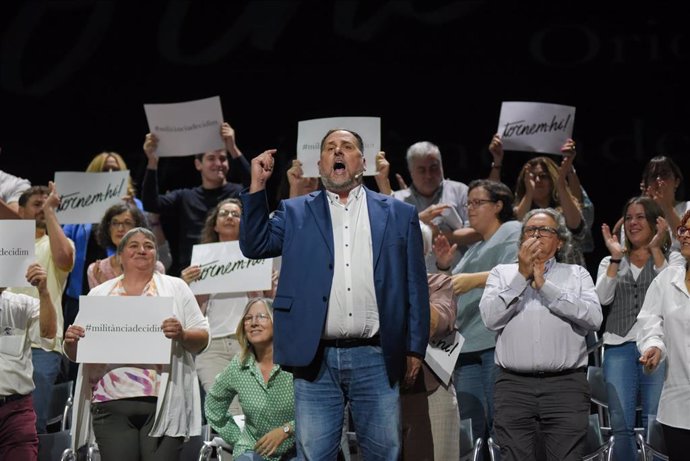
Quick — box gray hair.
[116,227,158,255]
[520,208,573,261]
[406,141,442,172]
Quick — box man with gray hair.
[390,141,480,272]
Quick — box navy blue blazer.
[239,187,430,385]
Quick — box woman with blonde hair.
[205,297,296,461]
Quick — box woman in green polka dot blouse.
[205,297,296,461]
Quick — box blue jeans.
[603,342,665,461]
[293,345,400,461]
[30,348,62,433]
[453,348,498,444]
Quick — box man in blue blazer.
[240,129,430,460]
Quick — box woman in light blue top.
[435,179,521,450]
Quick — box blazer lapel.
[366,189,390,269]
[306,191,334,257]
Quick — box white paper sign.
[143,96,225,157]
[296,117,381,178]
[54,170,130,224]
[424,330,464,386]
[75,296,173,364]
[189,241,272,295]
[0,220,35,287]
[497,101,575,155]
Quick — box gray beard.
[320,174,361,193]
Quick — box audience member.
[239,129,430,460]
[636,208,690,460]
[479,207,602,461]
[0,263,57,460]
[0,159,31,219]
[10,183,75,434]
[181,198,276,405]
[141,122,250,276]
[596,195,682,461]
[434,179,521,452]
[488,134,596,255]
[400,222,460,461]
[64,227,209,460]
[87,203,164,289]
[490,135,589,267]
[639,155,689,251]
[62,151,169,343]
[205,297,296,461]
[382,142,481,272]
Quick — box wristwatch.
[283,423,291,435]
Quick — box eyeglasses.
[218,209,241,219]
[110,220,135,229]
[523,225,558,238]
[676,226,690,237]
[462,199,495,209]
[243,313,271,324]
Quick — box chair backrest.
[586,366,608,408]
[582,413,615,461]
[459,418,483,461]
[47,380,74,432]
[180,424,211,461]
[646,416,667,454]
[38,430,75,461]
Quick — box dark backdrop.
[2,1,689,277]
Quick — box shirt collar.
[325,185,364,207]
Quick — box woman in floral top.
[205,297,296,461]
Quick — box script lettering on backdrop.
[497,101,575,155]
[144,95,225,157]
[297,116,381,178]
[189,241,272,295]
[54,170,130,224]
[0,220,35,287]
[424,330,464,386]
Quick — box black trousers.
[493,369,590,461]
[91,397,183,461]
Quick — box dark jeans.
[91,397,183,461]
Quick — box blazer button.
[322,296,327,302]
[329,264,333,270]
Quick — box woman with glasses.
[180,198,277,404]
[205,297,296,461]
[64,227,210,460]
[636,209,690,460]
[86,203,165,289]
[596,195,683,461]
[489,135,589,267]
[434,179,521,452]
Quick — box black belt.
[0,393,28,406]
[321,336,380,348]
[501,367,586,378]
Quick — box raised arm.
[44,181,75,271]
[27,263,57,339]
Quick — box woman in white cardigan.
[64,227,210,460]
